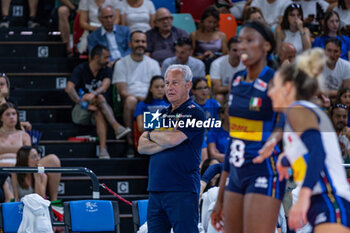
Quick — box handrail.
[0,167,100,199]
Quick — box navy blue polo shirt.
[147,98,205,193]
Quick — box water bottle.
[78,88,88,110]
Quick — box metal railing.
[0,167,100,199]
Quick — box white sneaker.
[99,148,110,159]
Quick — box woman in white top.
[275,3,311,54]
[334,0,350,32]
[269,48,350,233]
[120,0,155,32]
[0,103,61,201]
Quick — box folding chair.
[219,14,238,39]
[0,202,24,233]
[172,13,196,35]
[151,0,176,13]
[64,200,120,233]
[132,199,149,233]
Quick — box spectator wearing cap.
[161,37,205,78]
[145,8,189,65]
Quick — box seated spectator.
[88,4,130,67]
[0,0,40,28]
[0,73,31,131]
[161,37,206,78]
[192,78,220,121]
[77,0,121,53]
[293,0,329,25]
[113,31,160,148]
[312,10,350,60]
[275,3,311,55]
[276,42,296,66]
[336,87,350,126]
[321,38,350,97]
[210,36,245,105]
[146,8,189,65]
[65,45,131,159]
[249,0,292,28]
[236,6,267,35]
[120,0,155,33]
[12,146,48,201]
[207,107,229,162]
[56,0,80,55]
[0,103,61,200]
[134,75,169,134]
[334,0,350,36]
[330,103,350,162]
[190,7,227,74]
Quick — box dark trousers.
[147,191,199,233]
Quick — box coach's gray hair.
[98,4,115,17]
[164,64,193,82]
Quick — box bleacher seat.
[151,0,176,13]
[172,13,196,35]
[0,202,23,233]
[64,200,120,232]
[219,14,237,39]
[179,0,215,22]
[132,199,148,233]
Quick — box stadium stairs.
[0,5,149,231]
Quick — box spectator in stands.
[321,38,350,97]
[275,3,311,55]
[88,4,130,67]
[134,75,168,134]
[190,6,227,74]
[236,6,266,35]
[334,0,350,36]
[249,0,292,28]
[57,0,80,56]
[277,42,296,66]
[161,37,206,78]
[0,102,61,200]
[12,146,48,201]
[313,10,350,60]
[0,73,31,131]
[66,45,131,159]
[145,8,188,65]
[210,36,245,105]
[207,106,229,163]
[120,0,155,33]
[77,0,121,53]
[293,0,329,25]
[336,88,350,127]
[330,103,350,162]
[138,64,205,233]
[113,31,160,148]
[192,78,220,121]
[0,0,40,28]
